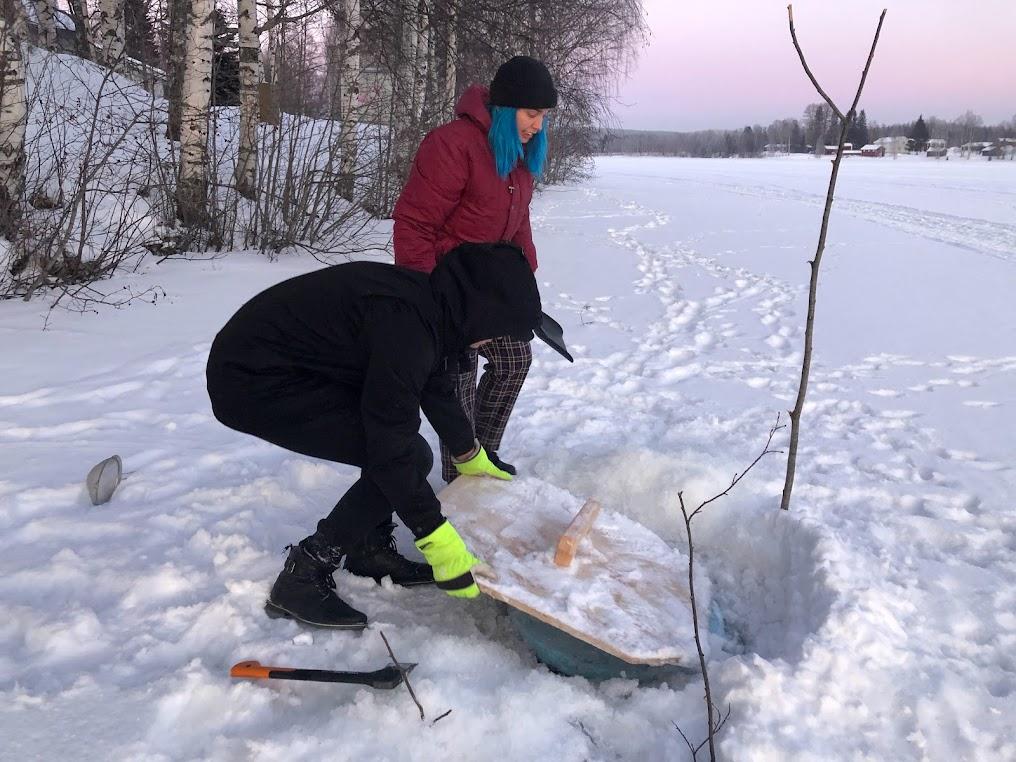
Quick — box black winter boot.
[343,521,435,587]
[265,533,368,629]
[487,451,517,476]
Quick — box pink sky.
[615,0,1016,131]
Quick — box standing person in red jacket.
[394,55,558,482]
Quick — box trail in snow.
[523,159,1016,758]
[605,162,1016,264]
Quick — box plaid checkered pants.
[441,336,532,482]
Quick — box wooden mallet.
[554,498,601,567]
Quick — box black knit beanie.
[489,56,558,109]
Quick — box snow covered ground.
[2,154,1014,760]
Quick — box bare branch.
[430,709,453,726]
[713,704,732,737]
[786,4,845,122]
[257,0,338,35]
[575,720,599,748]
[781,8,887,511]
[688,414,784,522]
[673,721,697,757]
[379,630,425,721]
[678,420,783,761]
[846,10,887,118]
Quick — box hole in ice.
[536,449,836,665]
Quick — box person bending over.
[206,243,560,628]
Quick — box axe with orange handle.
[230,660,415,690]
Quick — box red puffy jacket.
[393,85,537,273]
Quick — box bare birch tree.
[98,0,126,68]
[384,0,422,196]
[234,0,260,198]
[441,0,456,113]
[32,0,57,49]
[435,0,646,186]
[412,0,429,122]
[398,0,420,122]
[175,0,213,225]
[165,0,190,140]
[0,0,26,238]
[335,0,360,200]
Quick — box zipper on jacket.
[501,180,516,239]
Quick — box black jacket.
[206,243,542,533]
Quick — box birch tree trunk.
[165,0,190,140]
[386,0,419,198]
[32,0,57,49]
[175,0,213,226]
[98,0,126,68]
[412,0,429,122]
[234,0,260,199]
[336,0,360,201]
[420,2,437,121]
[442,3,456,115]
[398,0,418,114]
[66,0,92,59]
[0,5,26,237]
[397,0,428,129]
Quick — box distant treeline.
[596,107,1016,157]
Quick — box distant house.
[981,144,1003,158]
[861,144,885,157]
[823,143,854,155]
[927,138,947,158]
[874,136,908,155]
[961,141,992,155]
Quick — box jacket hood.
[430,242,542,352]
[456,85,493,132]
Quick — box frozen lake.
[2,154,1014,760]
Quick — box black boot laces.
[370,532,407,567]
[352,524,399,560]
[285,543,340,599]
[311,566,338,599]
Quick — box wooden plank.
[438,476,696,666]
[554,499,601,567]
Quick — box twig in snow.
[430,709,453,726]
[379,630,425,721]
[575,720,599,748]
[675,415,783,761]
[673,721,696,756]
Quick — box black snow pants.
[207,370,434,550]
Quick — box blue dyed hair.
[489,106,549,179]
